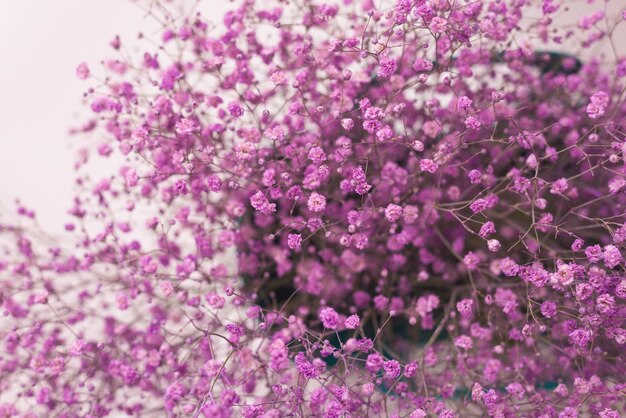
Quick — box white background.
[0,1,147,232]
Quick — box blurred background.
[0,0,623,234]
[0,1,146,233]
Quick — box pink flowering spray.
[0,0,625,417]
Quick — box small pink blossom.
[419,158,439,173]
[307,192,326,212]
[319,307,339,329]
[76,62,90,80]
[457,96,472,110]
[384,204,403,222]
[456,299,473,318]
[470,198,488,213]
[586,91,609,119]
[227,101,244,118]
[487,239,501,252]
[454,335,473,350]
[287,233,302,250]
[429,16,447,33]
[377,55,397,79]
[344,314,360,329]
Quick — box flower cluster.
[1,0,625,417]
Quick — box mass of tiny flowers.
[1,0,625,417]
